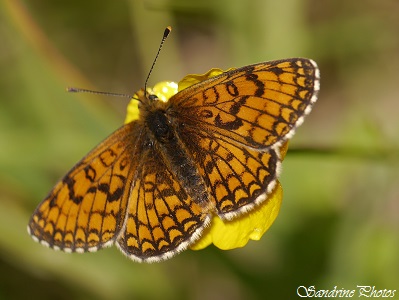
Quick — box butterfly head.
[131,89,159,107]
[148,94,159,102]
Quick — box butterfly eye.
[148,94,158,101]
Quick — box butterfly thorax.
[142,94,212,210]
[146,109,174,142]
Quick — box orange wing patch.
[28,122,140,252]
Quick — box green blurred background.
[1,0,398,299]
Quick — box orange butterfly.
[28,29,320,263]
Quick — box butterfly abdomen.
[145,108,210,209]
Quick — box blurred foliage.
[1,0,398,299]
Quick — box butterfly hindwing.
[116,140,210,262]
[177,123,281,220]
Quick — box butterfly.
[28,54,320,263]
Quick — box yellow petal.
[191,181,283,250]
[152,81,178,102]
[178,68,235,92]
[124,99,140,124]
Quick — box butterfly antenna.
[144,26,172,98]
[67,87,133,98]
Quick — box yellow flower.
[125,69,285,251]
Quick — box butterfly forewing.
[169,58,319,149]
[28,122,141,252]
